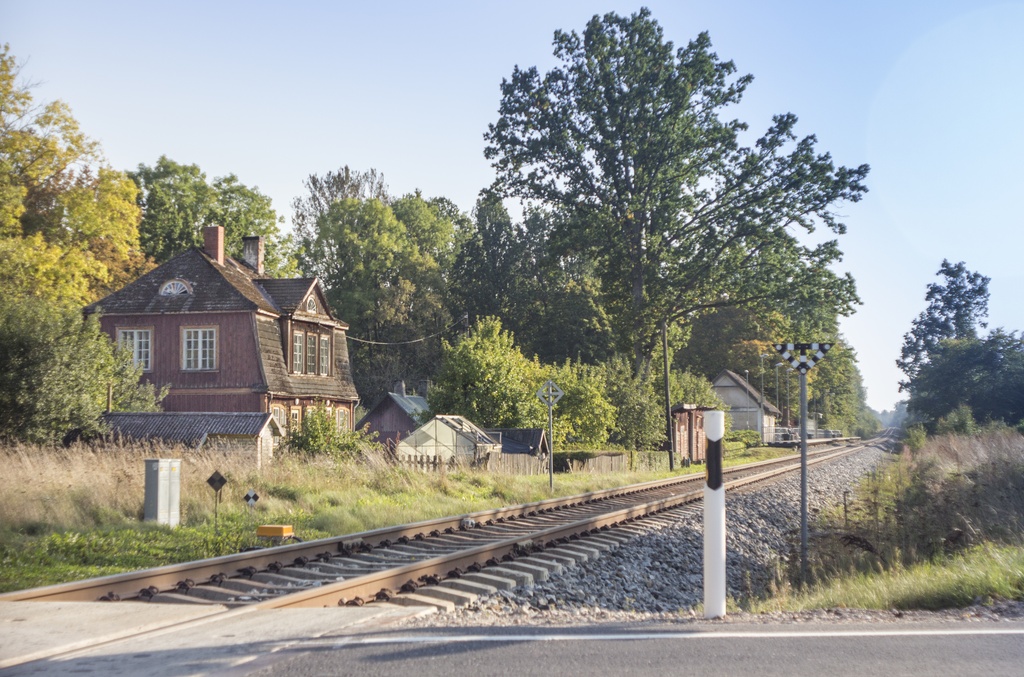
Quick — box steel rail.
[260,443,868,608]
[0,438,879,606]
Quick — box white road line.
[331,626,1024,645]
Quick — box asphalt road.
[9,615,1022,677]
[242,623,1024,677]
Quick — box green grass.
[752,431,1024,613]
[0,443,683,593]
[753,543,1024,612]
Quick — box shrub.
[287,407,377,460]
[726,429,762,448]
[903,423,927,452]
[935,404,978,436]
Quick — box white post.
[704,410,726,619]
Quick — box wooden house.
[355,382,428,449]
[711,369,781,442]
[87,226,359,432]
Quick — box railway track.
[1,436,887,613]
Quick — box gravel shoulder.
[397,446,1024,628]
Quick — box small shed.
[711,369,781,440]
[103,412,283,468]
[355,385,429,449]
[486,428,550,457]
[671,404,710,464]
[395,415,500,467]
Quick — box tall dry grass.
[754,429,1024,611]
[0,440,266,532]
[0,439,674,536]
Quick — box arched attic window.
[306,296,317,313]
[160,279,192,296]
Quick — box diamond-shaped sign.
[244,489,259,507]
[773,342,832,374]
[207,471,227,492]
[536,380,564,407]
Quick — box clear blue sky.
[3,1,1022,412]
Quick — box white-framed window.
[292,332,304,373]
[337,408,349,431]
[306,334,317,374]
[160,279,192,296]
[182,327,216,371]
[271,405,286,429]
[118,328,152,371]
[289,407,301,429]
[306,297,317,313]
[319,335,329,376]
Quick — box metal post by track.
[537,380,563,491]
[773,342,832,585]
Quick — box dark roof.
[354,392,427,433]
[256,279,317,313]
[87,249,279,315]
[670,403,714,413]
[86,248,345,329]
[486,428,549,455]
[390,393,428,417]
[103,412,279,447]
[255,317,359,400]
[712,369,783,416]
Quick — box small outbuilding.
[485,428,550,457]
[395,415,501,467]
[103,412,283,468]
[671,404,710,465]
[355,383,429,449]
[711,369,781,442]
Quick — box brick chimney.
[242,235,265,275]
[203,225,225,266]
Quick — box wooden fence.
[393,450,677,475]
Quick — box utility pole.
[759,353,768,444]
[744,369,751,432]
[774,362,783,442]
[662,320,675,471]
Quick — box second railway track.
[1,436,886,613]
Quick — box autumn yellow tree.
[0,44,149,306]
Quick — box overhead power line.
[346,314,469,346]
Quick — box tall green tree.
[130,156,295,275]
[291,165,389,246]
[546,360,616,447]
[485,10,867,372]
[601,356,665,450]
[897,260,990,390]
[908,331,1024,430]
[450,199,616,366]
[428,317,545,428]
[0,295,163,443]
[298,195,457,403]
[450,193,523,323]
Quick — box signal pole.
[773,342,832,584]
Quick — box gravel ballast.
[397,446,1024,627]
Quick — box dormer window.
[306,297,317,313]
[160,279,192,296]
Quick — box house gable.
[88,229,360,415]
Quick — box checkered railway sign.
[774,342,832,373]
